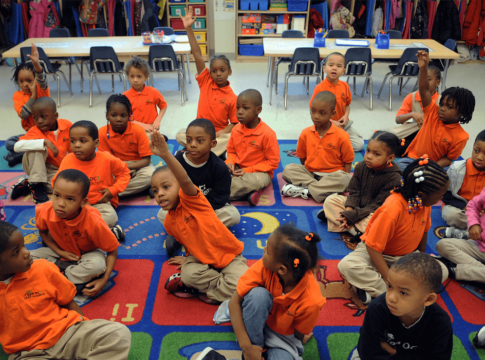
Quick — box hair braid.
[11,62,35,88]
[106,94,133,116]
[440,86,475,124]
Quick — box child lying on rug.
[0,221,131,359]
[149,130,248,305]
[229,224,326,360]
[351,253,453,360]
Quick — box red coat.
[462,0,483,45]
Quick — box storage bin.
[170,18,185,30]
[287,0,308,11]
[239,44,264,56]
[188,0,205,2]
[169,0,184,2]
[191,4,205,16]
[200,44,207,55]
[259,0,269,10]
[249,0,258,10]
[192,18,206,29]
[194,31,207,42]
[240,0,250,10]
[169,5,185,16]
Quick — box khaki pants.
[442,205,468,230]
[282,164,352,203]
[338,242,449,297]
[345,120,364,152]
[119,163,155,198]
[230,172,271,201]
[157,203,241,228]
[91,203,118,228]
[9,319,131,360]
[323,194,372,235]
[30,247,107,284]
[181,254,248,302]
[176,128,230,157]
[437,238,485,283]
[22,149,58,193]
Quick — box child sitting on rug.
[98,94,155,198]
[351,253,452,360]
[322,131,402,242]
[52,121,130,241]
[282,91,354,203]
[226,89,280,206]
[229,224,326,360]
[0,221,131,359]
[149,130,248,304]
[338,158,450,305]
[10,97,71,204]
[31,169,120,298]
[157,118,240,258]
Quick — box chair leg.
[266,57,271,88]
[284,73,290,110]
[112,74,115,92]
[388,75,394,111]
[81,61,84,93]
[69,63,72,91]
[377,73,390,98]
[275,64,279,95]
[56,74,61,108]
[412,79,418,92]
[353,77,356,95]
[59,70,73,96]
[94,74,101,95]
[72,59,82,77]
[89,73,94,107]
[368,76,373,111]
[306,75,309,95]
[185,54,192,84]
[122,73,126,92]
[361,78,367,98]
[303,77,305,85]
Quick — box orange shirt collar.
[126,86,149,97]
[47,204,87,227]
[107,121,134,139]
[310,123,336,135]
[466,158,482,176]
[280,270,310,301]
[323,78,339,87]
[235,118,264,135]
[210,79,232,93]
[414,91,439,103]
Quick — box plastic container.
[200,44,207,55]
[193,31,207,42]
[313,31,325,47]
[259,0,269,10]
[169,5,186,16]
[169,0,184,2]
[193,18,206,29]
[240,0,250,10]
[287,0,309,11]
[170,18,185,30]
[375,33,390,49]
[249,0,258,10]
[191,4,206,16]
[188,0,205,2]
[239,44,264,56]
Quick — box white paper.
[82,41,127,48]
[33,42,74,49]
[215,0,235,20]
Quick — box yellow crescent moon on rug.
[241,212,280,235]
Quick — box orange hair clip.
[374,130,378,133]
[305,233,314,241]
[294,259,300,267]
[401,138,405,146]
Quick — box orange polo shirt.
[225,119,280,178]
[237,259,326,336]
[361,193,431,256]
[396,91,440,117]
[52,152,130,208]
[35,202,120,258]
[405,102,469,162]
[13,86,51,131]
[309,78,352,120]
[164,188,244,268]
[458,158,485,201]
[19,119,72,168]
[0,260,86,354]
[296,124,354,173]
[123,86,167,125]
[196,68,238,132]
[98,122,152,161]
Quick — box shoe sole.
[195,347,214,360]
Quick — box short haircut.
[125,56,151,77]
[370,131,400,155]
[312,90,337,111]
[440,86,475,124]
[187,118,216,140]
[70,120,99,141]
[152,165,171,178]
[390,253,442,293]
[239,89,263,107]
[32,97,57,113]
[475,130,485,143]
[55,169,91,198]
[106,94,133,116]
[11,62,35,87]
[0,221,20,254]
[210,55,231,70]
[325,52,345,64]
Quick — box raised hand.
[416,50,429,69]
[27,43,40,64]
[180,6,196,29]
[149,130,170,158]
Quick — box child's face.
[419,179,450,207]
[151,171,181,211]
[32,105,58,133]
[236,95,262,128]
[438,95,461,125]
[52,178,88,220]
[18,69,35,94]
[262,232,280,272]
[427,69,440,94]
[471,140,485,171]
[310,99,336,128]
[324,55,346,82]
[185,126,216,164]
[107,102,130,135]
[70,127,98,161]
[127,67,148,92]
[210,59,232,88]
[364,140,395,170]
[0,230,32,280]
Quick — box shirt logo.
[146,100,153,105]
[72,230,86,239]
[88,176,103,185]
[24,290,46,299]
[63,137,69,143]
[248,140,261,150]
[199,184,211,196]
[184,215,195,224]
[442,138,449,145]
[326,143,337,150]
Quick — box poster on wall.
[215,0,235,20]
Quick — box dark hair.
[187,118,216,140]
[274,224,322,282]
[439,87,475,124]
[125,56,151,77]
[325,52,345,64]
[427,65,442,82]
[55,169,91,198]
[210,55,231,70]
[152,165,171,177]
[390,253,442,293]
[238,89,263,107]
[106,94,133,116]
[393,158,449,201]
[32,97,57,114]
[11,62,35,87]
[369,131,400,155]
[70,120,99,141]
[0,222,20,254]
[312,90,337,111]
[475,130,485,143]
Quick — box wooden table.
[264,38,459,106]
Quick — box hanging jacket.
[462,0,481,45]
[330,5,355,37]
[29,0,59,38]
[308,8,324,38]
[431,0,461,44]
[426,0,437,39]
[411,0,428,39]
[352,0,367,37]
[390,0,400,29]
[140,0,157,33]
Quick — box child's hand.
[28,80,37,98]
[233,168,245,177]
[241,345,264,360]
[27,43,40,64]
[416,50,429,69]
[61,251,80,262]
[227,163,235,175]
[98,188,113,203]
[469,224,482,241]
[215,130,225,138]
[151,119,161,131]
[302,332,313,345]
[338,115,349,128]
[380,341,397,356]
[45,140,59,157]
[412,112,424,127]
[149,130,170,158]
[168,256,187,270]
[330,119,343,129]
[181,6,196,29]
[83,277,107,297]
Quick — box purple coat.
[466,187,485,251]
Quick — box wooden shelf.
[238,33,281,37]
[237,10,307,14]
[167,15,207,18]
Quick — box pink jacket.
[465,187,485,251]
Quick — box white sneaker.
[196,347,226,360]
[444,226,469,239]
[281,184,309,199]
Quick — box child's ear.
[423,292,437,307]
[256,105,262,115]
[331,109,337,119]
[80,197,89,208]
[278,264,288,277]
[387,153,396,163]
[94,138,100,148]
[54,112,59,120]
[211,139,217,149]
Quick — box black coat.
[431,0,461,44]
[411,0,428,39]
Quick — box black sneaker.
[10,177,30,200]
[4,151,23,167]
[165,235,182,257]
[349,231,363,244]
[195,347,226,360]
[247,190,262,207]
[111,225,126,242]
[432,255,457,279]
[29,183,49,204]
[317,209,327,222]
[356,287,372,305]
[54,258,78,273]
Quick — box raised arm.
[181,6,205,75]
[417,50,432,109]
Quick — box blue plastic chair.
[345,48,373,110]
[80,28,111,93]
[154,27,191,84]
[154,27,175,35]
[49,28,82,83]
[430,39,457,90]
[88,28,109,37]
[327,29,350,38]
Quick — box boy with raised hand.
[351,253,452,360]
[0,221,131,359]
[150,130,248,305]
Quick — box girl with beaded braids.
[396,50,474,172]
[229,224,326,360]
[338,157,451,306]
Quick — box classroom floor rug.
[1,139,484,360]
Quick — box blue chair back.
[88,28,109,37]
[154,27,175,35]
[327,29,349,38]
[345,47,372,75]
[90,46,122,73]
[289,48,321,75]
[394,48,428,76]
[49,28,70,38]
[149,45,179,72]
[282,30,304,38]
[444,39,457,52]
[385,30,402,39]
[20,46,56,73]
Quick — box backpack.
[80,0,104,24]
[371,7,383,38]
